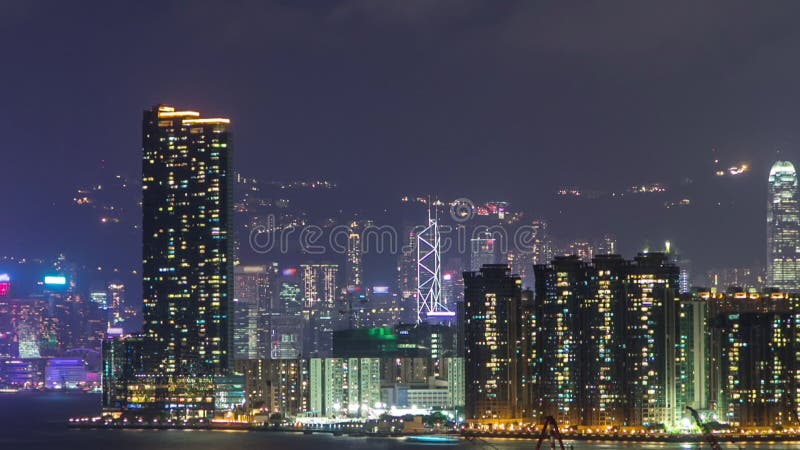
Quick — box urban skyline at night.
[6,2,800,449]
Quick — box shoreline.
[65,423,800,443]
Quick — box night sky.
[4,1,800,287]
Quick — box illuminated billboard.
[44,275,67,285]
[0,274,9,297]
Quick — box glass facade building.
[767,161,800,290]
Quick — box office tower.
[278,268,303,316]
[567,240,593,262]
[269,314,304,359]
[443,256,466,305]
[345,220,363,290]
[300,264,339,357]
[470,232,497,271]
[679,261,691,294]
[233,265,278,360]
[704,266,763,291]
[767,161,800,289]
[397,227,418,322]
[596,233,617,255]
[107,282,133,327]
[0,298,53,358]
[506,249,534,289]
[417,213,451,323]
[530,219,553,265]
[142,105,233,376]
[89,290,108,311]
[50,293,105,354]
[463,264,528,421]
[300,264,338,309]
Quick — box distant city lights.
[728,164,749,175]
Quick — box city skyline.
[8,1,800,446]
[3,2,800,286]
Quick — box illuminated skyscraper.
[676,289,709,414]
[233,265,278,360]
[707,291,800,427]
[534,253,679,428]
[530,219,553,265]
[767,161,800,290]
[141,105,233,376]
[417,212,451,323]
[624,253,680,427]
[534,256,590,426]
[596,233,617,255]
[300,264,338,309]
[464,264,529,421]
[345,220,363,290]
[470,231,497,271]
[107,282,131,326]
[397,227,418,321]
[567,240,593,262]
[300,264,339,357]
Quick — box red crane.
[535,416,567,450]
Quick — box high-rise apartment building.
[534,253,680,428]
[463,264,530,422]
[309,357,381,418]
[141,105,233,376]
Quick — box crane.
[534,416,566,450]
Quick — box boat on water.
[404,435,460,444]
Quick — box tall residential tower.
[141,105,233,376]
